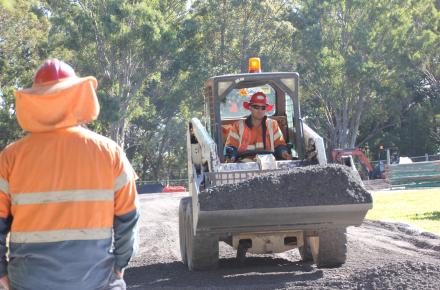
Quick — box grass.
[366,188,440,235]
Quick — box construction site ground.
[125,192,440,290]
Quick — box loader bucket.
[195,164,372,235]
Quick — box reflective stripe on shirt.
[239,120,244,148]
[114,169,130,192]
[10,228,112,243]
[229,131,240,140]
[11,189,114,205]
[247,145,256,150]
[0,177,8,194]
[274,129,283,140]
[267,119,274,151]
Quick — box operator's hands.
[0,275,10,290]
[281,151,293,160]
[225,156,236,163]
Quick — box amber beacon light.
[248,57,261,73]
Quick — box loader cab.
[203,72,305,163]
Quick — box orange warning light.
[248,57,261,73]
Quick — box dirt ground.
[125,192,440,290]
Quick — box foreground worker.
[224,92,293,162]
[0,59,139,290]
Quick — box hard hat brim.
[14,76,100,132]
[16,76,98,96]
[243,101,274,111]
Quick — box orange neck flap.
[14,79,100,133]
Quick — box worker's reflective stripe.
[267,119,274,151]
[11,189,114,205]
[238,119,277,151]
[238,120,244,148]
[274,129,282,141]
[10,228,112,243]
[229,131,240,140]
[0,177,8,195]
[114,169,131,192]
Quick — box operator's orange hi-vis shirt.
[225,118,286,152]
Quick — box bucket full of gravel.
[199,164,372,211]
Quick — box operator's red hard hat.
[243,92,274,111]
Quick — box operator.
[0,59,139,290]
[224,92,292,162]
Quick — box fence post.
[425,153,429,161]
[386,149,390,165]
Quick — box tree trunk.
[219,0,227,66]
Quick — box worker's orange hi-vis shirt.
[0,127,137,234]
[0,76,139,290]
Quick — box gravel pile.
[199,164,372,211]
[351,261,440,289]
[125,193,440,290]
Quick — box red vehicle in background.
[331,148,385,180]
[163,185,186,193]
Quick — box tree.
[357,0,440,156]
[290,0,440,152]
[3,0,437,180]
[47,0,182,148]
[190,0,296,76]
[0,0,49,149]
[46,0,196,180]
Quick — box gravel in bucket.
[199,164,372,211]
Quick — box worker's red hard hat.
[17,58,97,94]
[33,59,77,86]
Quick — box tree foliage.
[291,0,439,153]
[0,0,49,148]
[0,0,439,182]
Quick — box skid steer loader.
[179,59,372,270]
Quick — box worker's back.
[0,59,139,290]
[0,126,136,290]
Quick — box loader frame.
[180,71,372,271]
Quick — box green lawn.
[366,188,440,235]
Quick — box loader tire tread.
[314,228,347,268]
[185,198,219,271]
[179,197,191,265]
[299,236,313,262]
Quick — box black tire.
[313,228,347,268]
[185,199,219,271]
[179,197,191,265]
[299,235,313,262]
